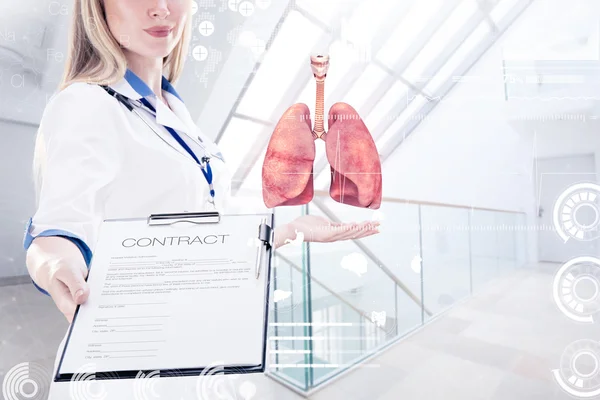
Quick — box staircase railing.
[265,192,527,394]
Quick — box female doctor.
[24,0,380,324]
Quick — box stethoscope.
[99,85,216,207]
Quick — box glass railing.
[266,193,527,393]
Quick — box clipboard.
[53,210,275,382]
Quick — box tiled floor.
[310,263,598,400]
[1,264,597,399]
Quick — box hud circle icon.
[553,256,600,323]
[2,362,50,400]
[553,183,600,242]
[553,339,600,398]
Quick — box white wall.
[382,23,536,264]
[510,109,600,260]
[381,0,600,267]
[526,118,600,171]
[0,120,38,279]
[383,7,552,211]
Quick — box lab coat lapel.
[162,91,225,161]
[108,70,225,163]
[107,78,194,162]
[110,71,190,136]
[160,92,195,136]
[109,77,140,100]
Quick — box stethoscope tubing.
[100,85,217,206]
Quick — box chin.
[142,48,174,59]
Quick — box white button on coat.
[29,77,234,255]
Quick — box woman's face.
[103,0,189,59]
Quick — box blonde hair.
[33,0,192,205]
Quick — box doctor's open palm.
[286,215,380,244]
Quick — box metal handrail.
[313,190,526,215]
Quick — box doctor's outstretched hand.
[27,236,90,323]
[275,215,380,248]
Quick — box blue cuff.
[23,217,93,296]
[32,280,50,296]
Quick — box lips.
[144,27,173,37]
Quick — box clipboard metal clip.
[147,211,221,226]
[147,211,270,279]
[255,217,273,279]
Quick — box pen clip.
[255,217,272,279]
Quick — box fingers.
[54,265,90,305]
[347,221,379,237]
[47,279,77,323]
[328,221,380,241]
[48,263,90,322]
[299,219,381,243]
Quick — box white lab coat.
[30,78,234,253]
[28,77,254,399]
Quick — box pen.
[255,217,267,279]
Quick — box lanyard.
[101,85,216,205]
[139,97,215,202]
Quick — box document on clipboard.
[54,211,274,382]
